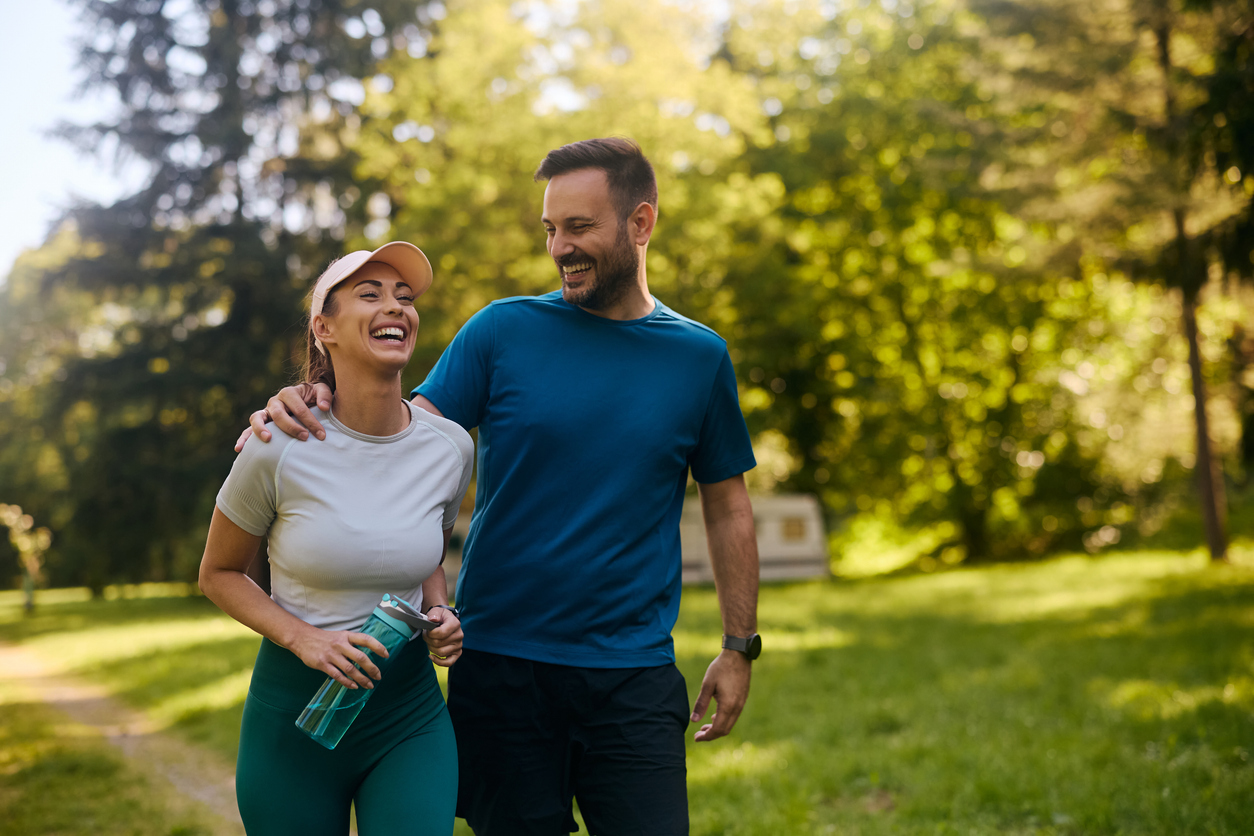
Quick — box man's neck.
[578,260,655,321]
[329,369,409,437]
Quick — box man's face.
[541,168,638,311]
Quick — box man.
[244,138,761,834]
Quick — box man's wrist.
[722,632,762,661]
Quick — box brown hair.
[299,258,345,390]
[533,137,658,221]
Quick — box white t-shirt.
[216,400,474,631]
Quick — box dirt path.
[0,641,245,836]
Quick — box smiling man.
[248,138,761,835]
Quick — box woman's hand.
[288,624,390,690]
[423,607,463,667]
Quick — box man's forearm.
[699,477,759,636]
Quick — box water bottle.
[295,594,435,749]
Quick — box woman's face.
[314,262,419,376]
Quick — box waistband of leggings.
[248,636,439,713]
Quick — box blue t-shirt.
[414,291,756,668]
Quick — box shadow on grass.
[0,594,227,643]
[675,567,1254,835]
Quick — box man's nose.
[550,231,575,258]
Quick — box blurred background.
[1,0,1253,588]
[3,3,1254,834]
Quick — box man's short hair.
[534,137,658,220]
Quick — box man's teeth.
[371,327,404,340]
[563,262,593,276]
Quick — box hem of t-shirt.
[692,453,759,485]
[215,498,269,537]
[464,635,675,669]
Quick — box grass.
[2,552,1253,834]
[0,656,212,836]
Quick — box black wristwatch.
[722,633,762,661]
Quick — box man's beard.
[558,223,638,311]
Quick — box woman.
[199,242,473,836]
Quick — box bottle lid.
[374,593,430,635]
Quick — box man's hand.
[690,649,752,742]
[234,382,334,451]
[422,607,464,667]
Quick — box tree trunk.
[1182,292,1228,562]
[960,504,989,562]
[1156,17,1228,563]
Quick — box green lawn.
[2,552,1252,835]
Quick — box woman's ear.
[312,313,336,347]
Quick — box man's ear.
[628,201,657,246]
[312,313,336,347]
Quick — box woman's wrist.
[424,603,460,618]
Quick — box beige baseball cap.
[311,241,433,354]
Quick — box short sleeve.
[413,305,495,430]
[688,351,757,484]
[215,433,290,535]
[443,427,475,530]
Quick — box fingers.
[691,653,751,742]
[692,723,719,742]
[331,651,377,690]
[267,390,321,441]
[425,630,463,658]
[428,647,462,667]
[246,410,271,443]
[703,695,745,741]
[311,382,333,410]
[691,678,714,726]
[347,632,389,662]
[422,611,463,666]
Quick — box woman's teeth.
[371,327,404,341]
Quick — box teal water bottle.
[295,594,435,749]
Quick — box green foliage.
[1,0,1252,583]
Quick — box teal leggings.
[236,639,457,836]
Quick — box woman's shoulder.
[406,401,474,462]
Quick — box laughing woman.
[199,242,472,836]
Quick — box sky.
[0,0,143,282]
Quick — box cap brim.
[364,241,433,298]
[312,242,434,316]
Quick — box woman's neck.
[328,368,410,437]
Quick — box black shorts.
[447,648,690,836]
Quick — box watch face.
[747,633,763,660]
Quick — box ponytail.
[299,260,345,389]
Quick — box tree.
[968,0,1254,561]
[701,0,1123,562]
[0,0,434,590]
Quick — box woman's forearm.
[201,565,314,651]
[421,566,450,611]
[199,507,316,652]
